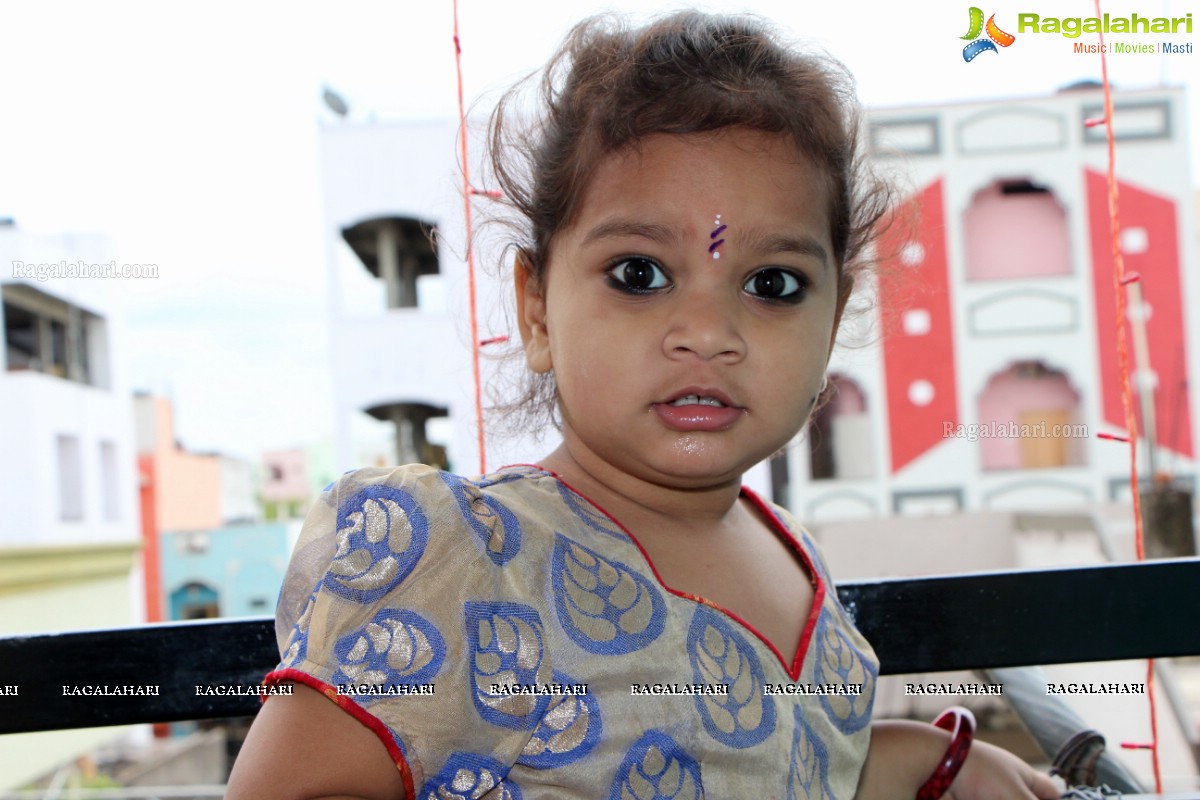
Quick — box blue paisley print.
[421,752,522,800]
[551,533,666,654]
[465,601,551,729]
[323,484,429,604]
[556,482,628,540]
[787,705,834,800]
[687,606,776,748]
[517,670,602,769]
[331,608,444,695]
[441,472,523,565]
[813,611,876,733]
[609,730,703,800]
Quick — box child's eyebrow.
[581,219,681,247]
[741,231,830,272]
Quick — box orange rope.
[1093,0,1160,789]
[453,0,487,474]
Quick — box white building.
[0,223,143,787]
[799,87,1200,791]
[321,119,467,473]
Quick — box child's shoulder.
[312,462,582,551]
[276,463,575,678]
[319,463,558,508]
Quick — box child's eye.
[606,257,670,293]
[743,268,807,303]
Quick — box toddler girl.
[228,11,1061,800]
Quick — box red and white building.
[791,85,1198,521]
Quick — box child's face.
[518,129,844,489]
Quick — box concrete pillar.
[378,222,401,309]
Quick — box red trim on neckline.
[740,484,826,681]
[507,464,823,682]
[264,668,415,799]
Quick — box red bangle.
[915,706,976,800]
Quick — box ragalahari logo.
[961,7,1016,61]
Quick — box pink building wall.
[149,397,222,532]
[261,448,309,503]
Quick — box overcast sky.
[1,0,1195,462]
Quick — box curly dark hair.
[484,10,893,435]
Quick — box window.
[2,285,101,385]
[3,302,37,370]
[100,441,119,521]
[963,180,1071,281]
[808,375,875,480]
[48,318,67,377]
[177,531,210,555]
[341,216,440,310]
[977,362,1086,470]
[171,582,220,620]
[57,434,84,521]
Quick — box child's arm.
[856,720,1060,800]
[225,683,407,800]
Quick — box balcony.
[2,559,1199,795]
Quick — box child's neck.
[539,441,814,664]
[538,442,746,532]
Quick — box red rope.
[1093,0,1161,789]
[453,0,487,474]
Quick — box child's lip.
[652,401,745,432]
[659,386,740,408]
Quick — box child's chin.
[648,451,757,487]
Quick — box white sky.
[1,0,1196,461]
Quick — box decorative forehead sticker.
[709,214,727,261]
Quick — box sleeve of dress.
[265,464,539,796]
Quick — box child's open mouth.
[655,389,743,431]
[669,395,728,408]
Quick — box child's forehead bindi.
[709,214,727,260]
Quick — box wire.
[452,0,488,474]
[1092,0,1161,790]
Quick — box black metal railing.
[2,559,1199,735]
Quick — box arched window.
[808,375,874,480]
[170,581,220,621]
[963,180,1071,281]
[977,362,1085,470]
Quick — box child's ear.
[514,249,552,374]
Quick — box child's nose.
[661,287,746,362]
